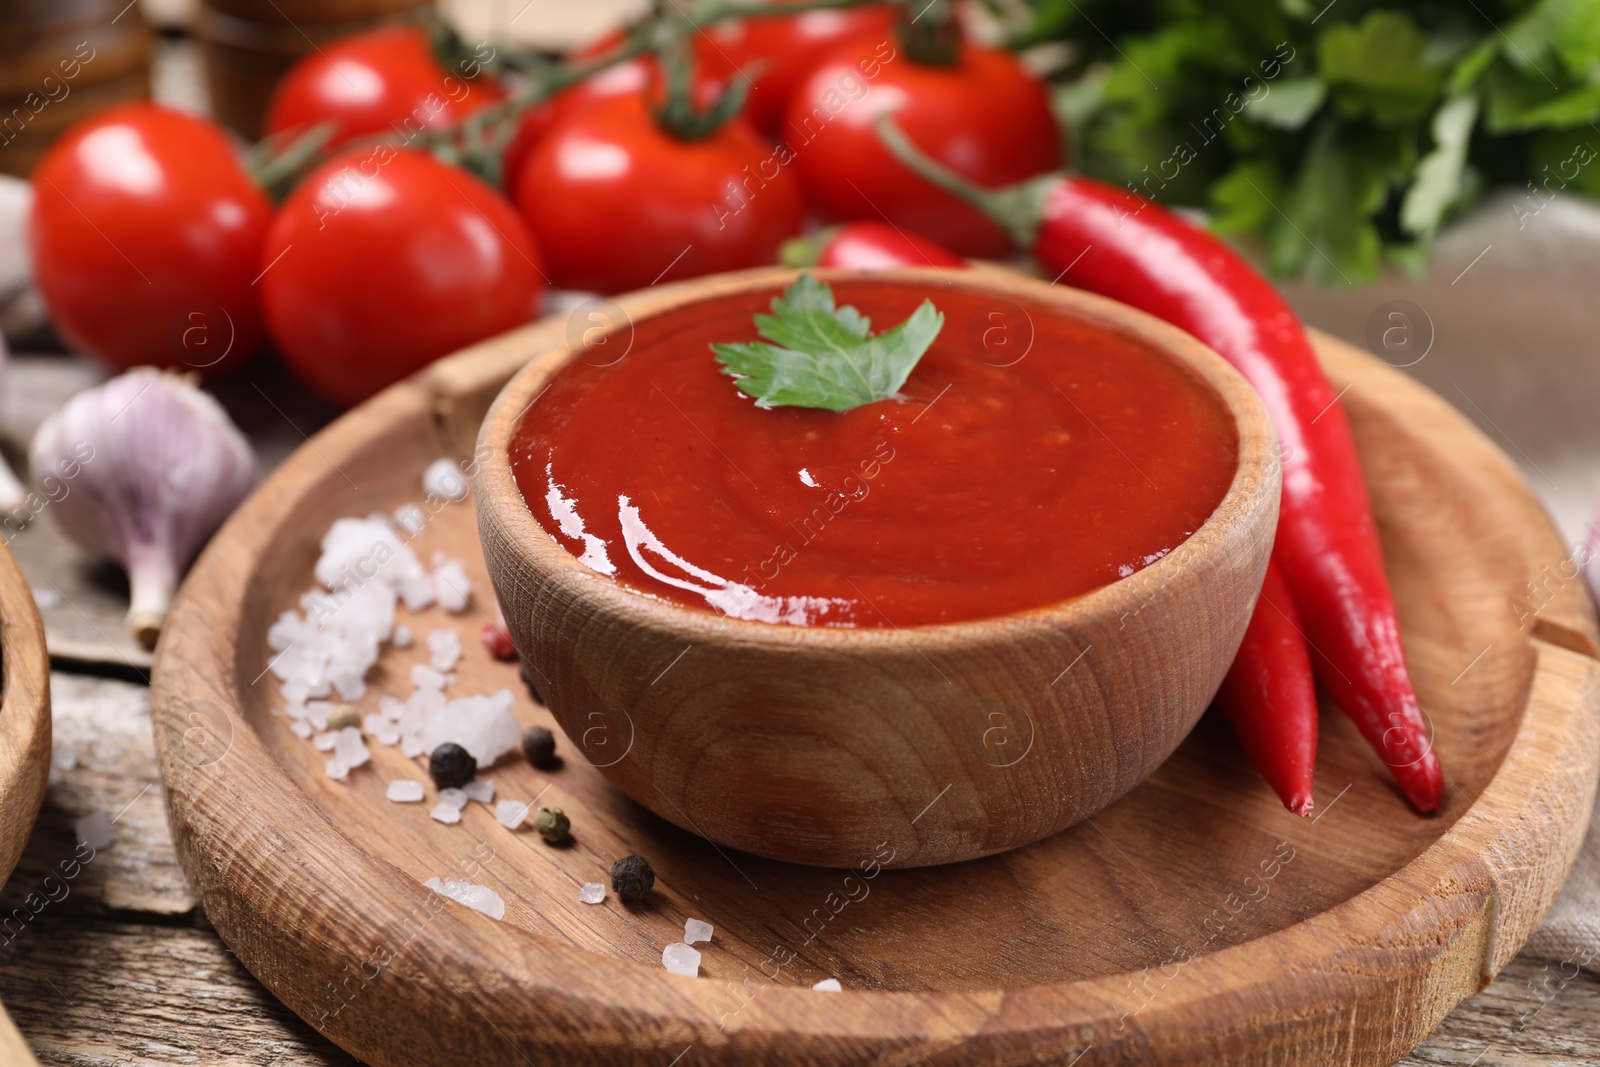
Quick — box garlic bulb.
[0,332,29,514]
[30,368,255,649]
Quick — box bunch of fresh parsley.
[1015,0,1600,284]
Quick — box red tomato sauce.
[509,282,1238,628]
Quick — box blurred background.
[4,0,1596,538]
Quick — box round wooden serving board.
[0,537,53,1066]
[152,279,1600,1067]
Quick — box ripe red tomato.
[29,103,270,373]
[259,148,544,406]
[499,33,726,196]
[704,2,897,139]
[785,34,1062,258]
[264,26,502,149]
[514,92,803,293]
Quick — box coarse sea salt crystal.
[495,800,528,829]
[268,513,444,723]
[416,689,520,767]
[813,979,842,992]
[387,780,425,803]
[579,883,606,905]
[377,727,400,746]
[394,625,412,648]
[313,515,424,595]
[438,787,470,811]
[305,701,333,731]
[52,745,77,771]
[424,876,504,920]
[430,802,461,824]
[463,779,495,804]
[662,943,701,978]
[393,502,426,536]
[423,458,469,503]
[401,735,425,758]
[290,720,313,739]
[428,628,462,672]
[325,758,349,781]
[411,663,448,691]
[432,555,471,612]
[398,573,435,612]
[75,811,113,851]
[684,918,713,945]
[331,670,366,702]
[333,727,370,769]
[312,731,337,752]
[363,713,386,735]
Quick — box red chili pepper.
[780,221,965,271]
[875,119,1443,813]
[1218,561,1318,817]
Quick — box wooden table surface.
[0,351,1591,1067]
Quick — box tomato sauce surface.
[509,283,1238,628]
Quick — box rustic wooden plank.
[0,913,356,1067]
[1,673,193,916]
[1406,956,1600,1066]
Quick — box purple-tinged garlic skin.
[29,367,255,648]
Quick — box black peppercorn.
[428,742,476,789]
[518,662,544,704]
[611,854,654,904]
[521,725,557,767]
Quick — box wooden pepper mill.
[197,0,435,139]
[0,0,153,177]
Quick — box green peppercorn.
[611,854,654,904]
[521,725,557,767]
[326,704,360,731]
[533,805,570,844]
[428,742,476,789]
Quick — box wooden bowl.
[475,267,1280,868]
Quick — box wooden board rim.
[0,533,53,1067]
[150,277,1600,1066]
[0,534,51,886]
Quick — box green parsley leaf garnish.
[711,274,944,412]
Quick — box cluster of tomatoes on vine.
[28,0,1064,406]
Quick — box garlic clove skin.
[29,367,256,649]
[0,332,30,516]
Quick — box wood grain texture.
[0,535,51,1067]
[476,267,1282,868]
[0,676,1585,1067]
[2,673,195,916]
[0,911,357,1066]
[150,272,1600,1067]
[0,533,49,892]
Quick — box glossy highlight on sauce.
[509,283,1238,628]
